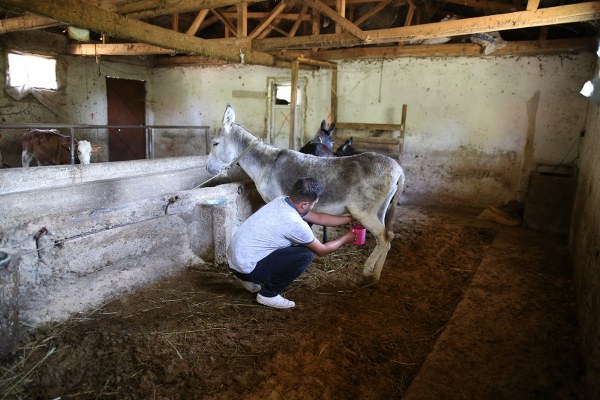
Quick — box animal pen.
[0,0,598,396]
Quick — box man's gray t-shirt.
[227,196,315,273]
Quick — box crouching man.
[227,177,356,309]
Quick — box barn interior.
[0,0,599,398]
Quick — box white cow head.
[77,140,92,164]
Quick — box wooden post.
[331,67,338,122]
[290,59,300,149]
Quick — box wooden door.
[106,77,146,161]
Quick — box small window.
[275,84,302,105]
[7,53,58,90]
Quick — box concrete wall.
[336,56,594,207]
[572,95,600,400]
[1,30,594,209]
[149,63,332,153]
[149,54,595,208]
[0,157,261,325]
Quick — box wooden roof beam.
[249,0,290,39]
[0,14,60,32]
[254,1,600,50]
[120,0,267,19]
[295,37,597,59]
[0,0,281,67]
[298,0,369,41]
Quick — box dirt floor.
[0,205,582,399]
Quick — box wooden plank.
[336,122,404,131]
[297,56,337,68]
[335,0,345,33]
[290,59,300,150]
[222,11,311,20]
[296,37,597,59]
[2,0,279,67]
[0,15,59,32]
[331,67,338,122]
[254,2,600,50]
[527,0,541,11]
[68,43,178,55]
[237,3,247,37]
[121,0,267,19]
[153,54,319,69]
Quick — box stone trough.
[0,157,260,356]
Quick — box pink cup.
[352,225,366,245]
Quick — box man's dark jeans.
[231,246,314,297]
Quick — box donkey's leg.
[371,242,392,281]
[356,215,389,280]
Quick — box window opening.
[274,84,302,105]
[7,53,58,90]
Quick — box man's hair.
[290,177,323,202]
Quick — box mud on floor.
[0,206,580,399]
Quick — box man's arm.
[303,211,353,227]
[305,230,356,257]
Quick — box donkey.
[335,137,360,157]
[299,120,335,157]
[207,105,405,282]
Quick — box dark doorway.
[106,77,146,161]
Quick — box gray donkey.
[207,104,405,282]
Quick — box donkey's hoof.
[359,274,379,287]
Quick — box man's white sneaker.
[233,276,261,293]
[256,294,295,309]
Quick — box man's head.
[290,177,323,203]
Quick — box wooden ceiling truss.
[0,0,597,67]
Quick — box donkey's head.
[315,120,335,150]
[207,104,236,174]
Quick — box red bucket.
[352,224,366,245]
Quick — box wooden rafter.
[119,0,267,19]
[294,37,597,60]
[298,0,369,41]
[254,1,600,50]
[289,5,309,37]
[527,0,541,12]
[249,0,289,39]
[353,0,392,27]
[336,0,346,33]
[237,3,247,37]
[186,9,209,35]
[211,8,238,37]
[0,0,598,63]
[0,14,60,32]
[0,0,280,66]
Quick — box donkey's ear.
[223,104,236,133]
[320,120,327,130]
[328,123,336,133]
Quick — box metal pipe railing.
[0,124,211,164]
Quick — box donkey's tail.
[384,169,405,237]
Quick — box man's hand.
[306,227,357,257]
